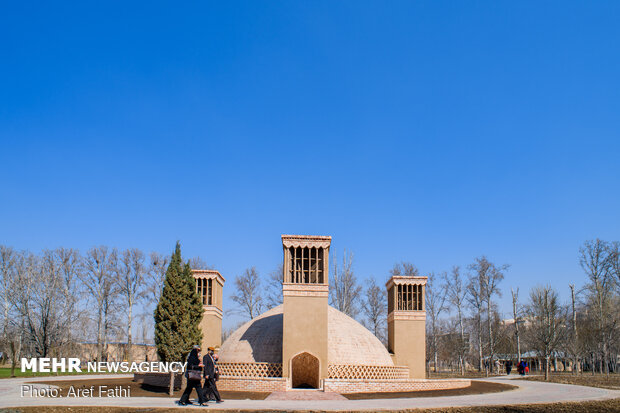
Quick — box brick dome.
[218,304,393,366]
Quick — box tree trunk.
[458,308,465,376]
[477,320,483,372]
[169,372,175,397]
[127,305,133,363]
[545,356,550,381]
[97,310,103,361]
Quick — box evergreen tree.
[154,242,203,362]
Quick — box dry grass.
[343,380,516,399]
[427,371,502,379]
[3,398,620,412]
[523,373,620,390]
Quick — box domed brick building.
[193,235,469,393]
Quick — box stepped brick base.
[217,376,288,392]
[322,378,471,393]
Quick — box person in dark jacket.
[179,346,207,406]
[202,347,222,403]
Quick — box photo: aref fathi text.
[21,384,131,398]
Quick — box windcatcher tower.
[192,270,225,353]
[281,235,331,389]
[386,275,427,378]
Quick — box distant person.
[524,360,529,375]
[505,360,513,375]
[203,347,223,403]
[179,345,207,406]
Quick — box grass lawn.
[523,373,620,390]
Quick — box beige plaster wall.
[282,295,328,381]
[200,311,222,351]
[390,318,426,379]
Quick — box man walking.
[203,347,223,403]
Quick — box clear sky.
[1,2,619,330]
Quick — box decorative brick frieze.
[281,235,331,249]
[327,364,410,380]
[218,362,283,377]
[387,311,426,322]
[282,283,329,297]
[203,307,223,318]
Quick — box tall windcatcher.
[192,269,225,352]
[386,275,427,378]
[281,234,331,389]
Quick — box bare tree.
[0,246,17,343]
[81,246,118,361]
[189,256,209,270]
[230,267,263,320]
[526,285,566,380]
[0,246,23,376]
[426,272,447,373]
[511,287,522,363]
[330,250,362,319]
[469,256,508,373]
[568,284,580,374]
[264,263,283,310]
[445,266,467,375]
[361,277,386,344]
[466,270,485,372]
[23,249,82,357]
[608,241,620,293]
[145,252,170,308]
[115,248,146,361]
[390,262,419,278]
[579,239,614,375]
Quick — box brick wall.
[217,376,287,392]
[134,372,183,389]
[323,378,470,393]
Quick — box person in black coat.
[179,346,207,406]
[202,347,222,403]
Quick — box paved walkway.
[0,374,618,411]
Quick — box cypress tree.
[154,242,203,362]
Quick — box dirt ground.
[34,377,515,401]
[3,398,620,413]
[31,378,269,400]
[523,373,620,390]
[343,380,516,399]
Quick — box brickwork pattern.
[217,376,287,392]
[323,378,471,393]
[327,364,410,379]
[218,362,283,377]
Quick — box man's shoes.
[200,402,208,406]
[216,400,224,403]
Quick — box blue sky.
[1,2,619,330]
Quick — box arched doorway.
[291,352,320,389]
